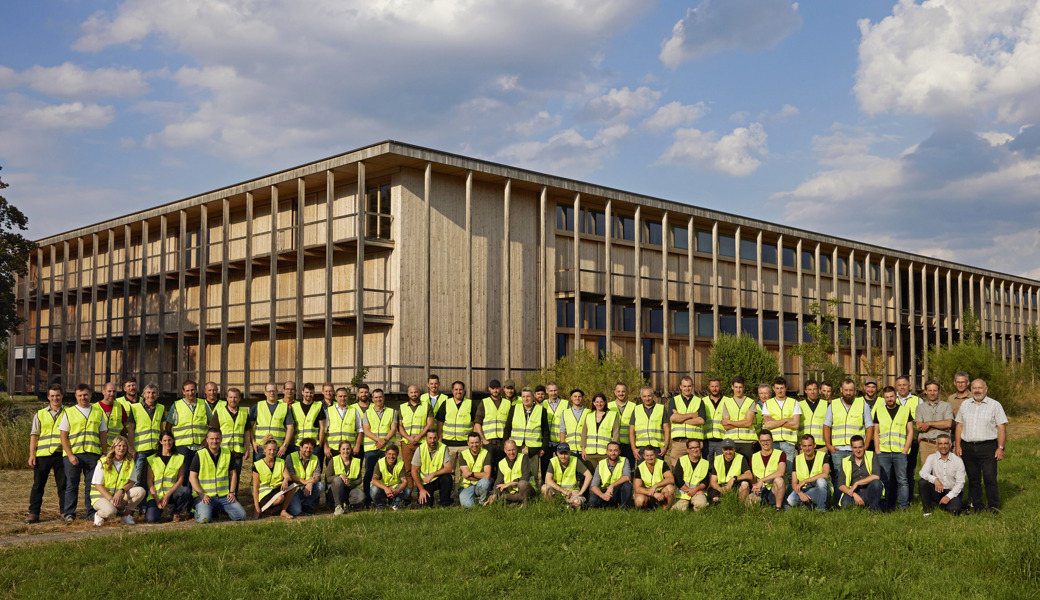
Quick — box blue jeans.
[589,482,632,509]
[830,449,851,504]
[288,481,326,515]
[63,452,100,519]
[838,479,884,511]
[363,450,385,508]
[132,450,154,488]
[371,486,411,509]
[787,478,830,511]
[194,496,246,522]
[773,441,796,481]
[144,487,193,522]
[877,452,909,510]
[459,479,492,507]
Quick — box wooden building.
[10,140,1040,396]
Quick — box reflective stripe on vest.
[795,451,827,485]
[841,451,876,489]
[419,443,449,480]
[703,398,727,440]
[510,403,544,448]
[102,402,125,436]
[765,398,798,443]
[550,455,579,491]
[713,454,745,483]
[596,459,627,488]
[147,453,185,502]
[290,452,318,480]
[480,398,511,440]
[498,457,532,492]
[172,400,209,447]
[292,402,324,443]
[544,400,567,430]
[377,457,405,489]
[255,458,286,498]
[583,411,617,455]
[751,450,783,490]
[442,399,473,442]
[254,402,290,446]
[637,459,665,487]
[872,402,914,453]
[632,403,665,447]
[65,404,104,456]
[326,405,357,447]
[35,407,64,457]
[562,407,588,449]
[215,406,249,454]
[363,406,395,452]
[609,401,636,440]
[332,455,362,480]
[675,455,709,500]
[400,402,430,438]
[90,458,134,506]
[459,448,489,488]
[671,395,703,439]
[421,393,448,413]
[798,400,828,445]
[197,448,232,497]
[725,396,758,441]
[130,403,166,452]
[830,398,866,447]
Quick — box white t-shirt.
[760,398,803,417]
[91,459,126,486]
[58,404,109,432]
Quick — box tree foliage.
[928,310,1014,413]
[0,166,36,340]
[704,333,780,397]
[789,299,847,384]
[526,348,647,408]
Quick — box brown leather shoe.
[24,514,39,524]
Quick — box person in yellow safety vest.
[324,387,358,461]
[708,439,752,504]
[143,431,193,523]
[434,381,473,482]
[820,381,834,403]
[474,379,511,469]
[633,446,675,510]
[581,393,619,471]
[798,380,829,451]
[672,439,710,512]
[247,382,295,462]
[281,380,297,407]
[894,375,922,504]
[251,436,295,520]
[326,441,365,515]
[824,378,876,505]
[287,438,324,516]
[490,440,537,505]
[117,376,140,412]
[541,443,592,508]
[787,434,831,511]
[559,388,590,456]
[541,382,568,482]
[628,386,670,460]
[420,374,449,414]
[371,444,410,511]
[857,376,880,409]
[165,380,209,460]
[701,378,729,461]
[534,385,546,406]
[749,430,787,511]
[59,383,108,524]
[608,382,637,466]
[98,382,126,439]
[504,387,550,470]
[502,379,519,407]
[668,376,707,467]
[321,382,336,410]
[873,386,915,511]
[127,383,166,489]
[399,384,435,471]
[411,429,454,507]
[360,388,397,507]
[26,384,67,524]
[201,381,227,421]
[190,427,246,523]
[209,387,249,483]
[762,376,800,481]
[721,377,757,463]
[458,432,493,507]
[589,441,633,509]
[89,436,145,527]
[837,435,884,511]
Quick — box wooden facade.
[10,141,1040,396]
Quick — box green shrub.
[928,342,1014,413]
[704,333,780,397]
[526,348,647,406]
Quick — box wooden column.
[269,188,278,382]
[89,234,99,388]
[1000,281,1007,360]
[465,171,473,383]
[864,253,872,375]
[920,264,928,383]
[894,260,903,377]
[35,250,43,390]
[139,220,149,380]
[946,270,953,348]
[355,164,366,374]
[777,235,785,379]
[795,239,804,382]
[158,216,167,391]
[539,186,547,368]
[503,179,512,379]
[734,226,742,335]
[908,262,916,381]
[424,163,432,376]
[635,206,643,371]
[73,239,83,387]
[687,218,695,375]
[933,267,941,357]
[323,176,333,385]
[177,214,187,391]
[840,248,847,359]
[59,243,68,388]
[957,272,965,341]
[756,231,764,343]
[661,211,670,389]
[105,230,115,383]
[711,221,719,341]
[572,194,580,354]
[605,200,613,355]
[879,257,888,382]
[199,205,209,383]
[296,181,305,386]
[245,193,254,395]
[224,197,234,390]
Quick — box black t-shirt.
[673,458,708,489]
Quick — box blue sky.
[2,0,1039,278]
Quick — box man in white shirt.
[918,433,964,516]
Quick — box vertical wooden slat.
[539,186,547,368]
[605,200,613,355]
[734,226,742,336]
[572,194,580,355]
[795,239,804,383]
[908,262,916,381]
[139,220,149,380]
[920,264,928,383]
[756,231,763,343]
[198,205,208,384]
[245,193,254,395]
[59,243,68,388]
[355,164,366,374]
[661,211,670,389]
[864,252,872,376]
[634,206,643,372]
[106,230,115,383]
[424,163,432,377]
[879,256,887,382]
[35,250,43,390]
[946,270,953,348]
[777,235,785,379]
[687,217,695,376]
[711,221,719,342]
[503,179,511,379]
[269,188,278,382]
[177,214,187,392]
[894,259,902,378]
[296,180,305,386]
[957,272,965,342]
[224,197,233,391]
[465,171,473,383]
[324,175,333,385]
[158,216,167,390]
[74,238,83,387]
[89,234,99,389]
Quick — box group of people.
[26,370,1008,525]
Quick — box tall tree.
[0,165,37,340]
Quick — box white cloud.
[855,0,1040,124]
[658,122,767,176]
[758,103,799,123]
[0,62,148,99]
[641,101,708,132]
[23,102,114,130]
[582,86,662,124]
[660,0,801,68]
[496,124,631,177]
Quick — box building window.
[801,250,814,271]
[696,230,713,253]
[557,299,574,328]
[741,317,758,337]
[615,305,636,332]
[580,208,605,236]
[763,319,779,341]
[697,313,713,337]
[673,310,690,336]
[598,336,607,357]
[646,308,663,333]
[782,247,796,268]
[886,266,894,284]
[556,333,569,359]
[365,184,392,240]
[761,243,777,265]
[642,338,654,378]
[783,319,797,342]
[556,205,573,231]
[739,239,755,261]
[719,234,736,258]
[583,302,606,330]
[837,256,848,276]
[870,263,880,282]
[720,314,736,336]
[820,254,831,273]
[613,215,635,241]
[854,259,864,279]
[642,220,662,245]
[672,225,689,250]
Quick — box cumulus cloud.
[658,122,767,176]
[758,103,799,124]
[855,0,1040,124]
[496,124,631,177]
[641,101,708,132]
[0,62,148,99]
[660,0,801,68]
[581,86,662,124]
[23,102,114,129]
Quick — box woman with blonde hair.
[251,435,295,519]
[90,435,146,526]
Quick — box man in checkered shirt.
[954,379,1008,513]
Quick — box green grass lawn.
[3,437,1038,599]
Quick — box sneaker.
[94,514,105,527]
[121,515,136,525]
[374,506,384,513]
[24,514,39,524]
[774,506,782,512]
[63,514,75,525]
[334,505,344,516]
[392,505,399,512]
[922,512,931,517]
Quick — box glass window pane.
[673,311,690,336]
[557,300,574,328]
[648,308,663,333]
[614,215,635,241]
[557,206,573,231]
[783,319,797,342]
[837,257,848,276]
[556,333,569,359]
[719,234,736,258]
[643,220,662,245]
[763,319,779,341]
[761,243,777,264]
[672,226,689,250]
[741,317,758,337]
[870,263,880,281]
[801,250,814,271]
[782,247,796,268]
[598,336,606,357]
[697,313,713,337]
[854,260,864,278]
[720,315,736,336]
[740,239,757,261]
[820,254,831,273]
[696,230,713,253]
[886,266,894,283]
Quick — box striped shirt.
[955,396,1008,442]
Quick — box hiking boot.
[24,514,39,524]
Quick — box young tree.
[0,166,37,339]
[789,299,848,385]
[704,333,780,397]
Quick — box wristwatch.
[998,446,1005,450]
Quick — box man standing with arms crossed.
[762,377,800,480]
[669,376,706,466]
[914,380,953,473]
[60,384,108,524]
[399,384,434,470]
[629,386,670,461]
[872,386,914,510]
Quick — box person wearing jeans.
[873,386,914,510]
[59,384,109,523]
[837,436,884,512]
[371,444,410,511]
[189,428,246,523]
[787,434,831,512]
